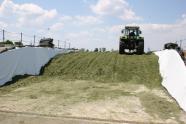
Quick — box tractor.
[39,38,54,48]
[119,26,144,54]
[164,42,185,60]
[164,42,180,50]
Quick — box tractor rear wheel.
[136,41,144,55]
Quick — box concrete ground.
[0,80,185,124]
[0,110,148,124]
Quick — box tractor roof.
[125,26,140,30]
[40,38,53,41]
[40,38,53,43]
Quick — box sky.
[0,0,186,51]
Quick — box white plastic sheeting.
[0,47,64,86]
[155,50,186,111]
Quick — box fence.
[0,28,71,49]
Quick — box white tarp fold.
[0,47,64,86]
[155,50,186,111]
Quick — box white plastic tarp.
[155,50,186,111]
[0,47,64,86]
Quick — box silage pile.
[155,50,186,111]
[0,47,65,86]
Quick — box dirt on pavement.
[0,80,185,124]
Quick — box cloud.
[64,31,109,50]
[91,0,141,21]
[181,14,186,24]
[0,21,7,28]
[50,22,64,31]
[48,15,104,48]
[49,15,102,32]
[82,0,88,3]
[74,16,103,25]
[182,14,186,18]
[0,0,57,27]
[60,15,102,25]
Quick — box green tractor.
[164,42,185,60]
[39,38,54,48]
[164,42,180,50]
[119,26,144,54]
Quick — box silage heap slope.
[43,52,161,88]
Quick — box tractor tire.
[119,42,125,54]
[136,41,144,55]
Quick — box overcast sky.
[0,0,186,51]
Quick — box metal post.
[69,43,71,49]
[180,40,182,49]
[34,35,36,46]
[64,41,66,49]
[21,32,23,43]
[58,40,59,48]
[3,30,5,42]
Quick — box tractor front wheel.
[119,42,125,54]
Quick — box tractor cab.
[121,26,142,37]
[119,26,144,55]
